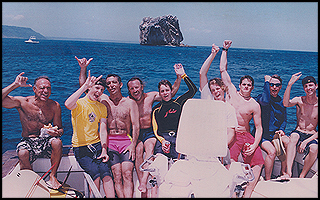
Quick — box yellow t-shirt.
[71,96,108,147]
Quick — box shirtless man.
[199,43,237,147]
[127,75,181,197]
[219,40,264,198]
[282,72,318,179]
[76,57,139,198]
[2,72,63,189]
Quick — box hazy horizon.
[2,2,318,52]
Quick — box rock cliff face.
[139,15,183,46]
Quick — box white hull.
[25,36,39,44]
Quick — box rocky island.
[2,25,46,39]
[139,15,190,47]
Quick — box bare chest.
[20,102,53,123]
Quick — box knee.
[281,136,290,146]
[289,134,299,143]
[309,144,318,155]
[112,169,122,183]
[51,138,62,149]
[18,149,30,160]
[123,169,133,181]
[267,148,276,159]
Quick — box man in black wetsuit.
[152,63,197,159]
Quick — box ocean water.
[2,38,318,154]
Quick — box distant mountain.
[2,25,46,39]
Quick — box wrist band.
[222,47,228,51]
[181,74,187,79]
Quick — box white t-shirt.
[199,84,238,128]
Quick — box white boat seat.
[159,99,233,197]
[176,99,228,160]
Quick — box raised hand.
[75,56,93,69]
[223,40,232,50]
[84,70,103,89]
[211,43,220,54]
[14,72,32,87]
[174,63,186,77]
[288,72,302,85]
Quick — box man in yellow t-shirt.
[65,71,115,197]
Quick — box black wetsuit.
[152,75,197,159]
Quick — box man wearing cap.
[282,72,318,179]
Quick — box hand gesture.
[298,141,307,154]
[97,148,110,162]
[223,40,232,50]
[275,130,285,137]
[243,143,256,156]
[264,75,272,82]
[288,72,302,85]
[14,72,32,88]
[174,63,186,77]
[84,70,103,89]
[46,127,62,137]
[75,56,93,69]
[123,143,136,161]
[211,44,220,54]
[161,140,170,154]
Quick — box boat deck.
[2,146,74,178]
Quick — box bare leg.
[94,177,101,192]
[280,135,289,175]
[18,149,32,170]
[135,141,145,195]
[102,175,115,198]
[243,164,263,198]
[47,138,62,189]
[284,133,300,178]
[299,144,318,178]
[261,141,276,180]
[139,138,156,196]
[122,161,134,198]
[111,163,124,198]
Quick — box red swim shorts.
[229,131,264,167]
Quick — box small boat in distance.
[25,36,39,44]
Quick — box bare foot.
[279,173,291,180]
[138,183,147,193]
[47,176,62,189]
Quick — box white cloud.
[188,27,211,34]
[5,14,25,21]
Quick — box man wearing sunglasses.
[255,75,289,180]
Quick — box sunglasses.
[270,83,282,87]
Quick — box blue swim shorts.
[73,142,113,181]
[138,127,156,143]
[290,129,318,159]
[153,131,185,160]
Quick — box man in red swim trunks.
[219,40,264,198]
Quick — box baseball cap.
[302,76,317,86]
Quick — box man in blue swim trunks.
[255,74,290,180]
[282,73,318,179]
[127,74,180,196]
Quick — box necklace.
[305,97,318,105]
[239,92,251,100]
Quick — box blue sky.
[2,2,318,51]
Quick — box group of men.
[2,40,318,198]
